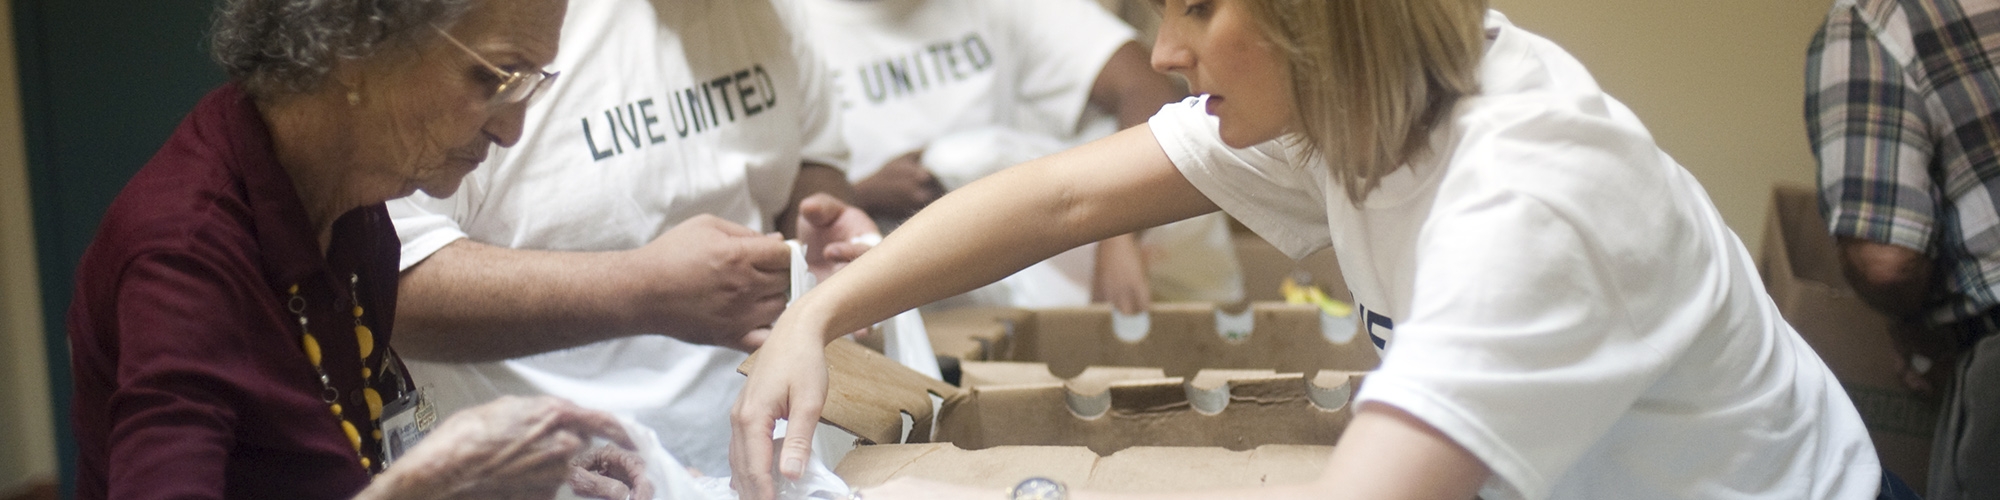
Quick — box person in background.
[65,0,651,498]
[1807,0,2000,497]
[732,0,1888,498]
[386,0,875,477]
[806,0,1244,312]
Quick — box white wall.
[1481,0,1831,251]
[0,0,58,492]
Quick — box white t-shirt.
[387,0,845,476]
[801,0,1134,180]
[1152,11,1879,500]
[802,0,1245,305]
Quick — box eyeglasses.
[430,24,559,109]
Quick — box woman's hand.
[568,443,654,500]
[359,395,640,500]
[1091,233,1152,315]
[728,322,833,500]
[852,151,945,220]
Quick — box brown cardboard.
[919,307,1033,363]
[742,335,1360,490]
[933,370,1361,454]
[739,339,958,446]
[1235,232,1348,303]
[924,303,1379,378]
[1759,185,1938,490]
[833,443,1331,491]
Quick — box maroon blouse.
[68,83,408,500]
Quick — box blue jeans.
[1882,469,1923,500]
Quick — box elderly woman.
[64,0,648,498]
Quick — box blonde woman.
[730,0,1886,498]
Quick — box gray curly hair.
[210,0,475,97]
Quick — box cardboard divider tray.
[742,303,1378,491]
[922,302,1378,377]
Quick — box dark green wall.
[13,0,225,496]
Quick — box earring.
[347,90,361,106]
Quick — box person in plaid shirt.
[1808,0,2000,497]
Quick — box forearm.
[777,163,856,237]
[788,126,1212,341]
[1096,232,1143,265]
[394,239,649,362]
[1837,237,1932,319]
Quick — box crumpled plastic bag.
[686,444,849,500]
[554,415,851,500]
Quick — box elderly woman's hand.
[568,443,654,500]
[356,395,640,500]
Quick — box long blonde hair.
[1240,0,1488,203]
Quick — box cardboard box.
[833,443,1332,491]
[1760,185,1939,490]
[1235,232,1348,303]
[742,340,1360,492]
[936,366,1363,454]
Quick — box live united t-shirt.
[800,0,1134,180]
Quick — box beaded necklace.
[286,273,385,472]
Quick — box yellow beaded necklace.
[286,273,385,472]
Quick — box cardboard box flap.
[739,339,958,445]
[935,370,1364,454]
[834,443,1331,491]
[1764,186,1849,289]
[922,307,1033,361]
[1758,186,1904,387]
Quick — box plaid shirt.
[1807,0,2000,333]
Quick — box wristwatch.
[1009,477,1068,500]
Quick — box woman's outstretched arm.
[728,124,1219,500]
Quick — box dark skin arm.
[1837,237,1930,319]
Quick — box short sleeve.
[1148,97,1330,259]
[1806,2,1937,252]
[103,251,255,499]
[387,193,471,271]
[1348,94,1705,497]
[1354,193,1671,500]
[999,0,1138,135]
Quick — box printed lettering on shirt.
[1356,303,1395,350]
[578,64,779,162]
[843,32,994,107]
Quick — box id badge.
[378,386,437,467]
